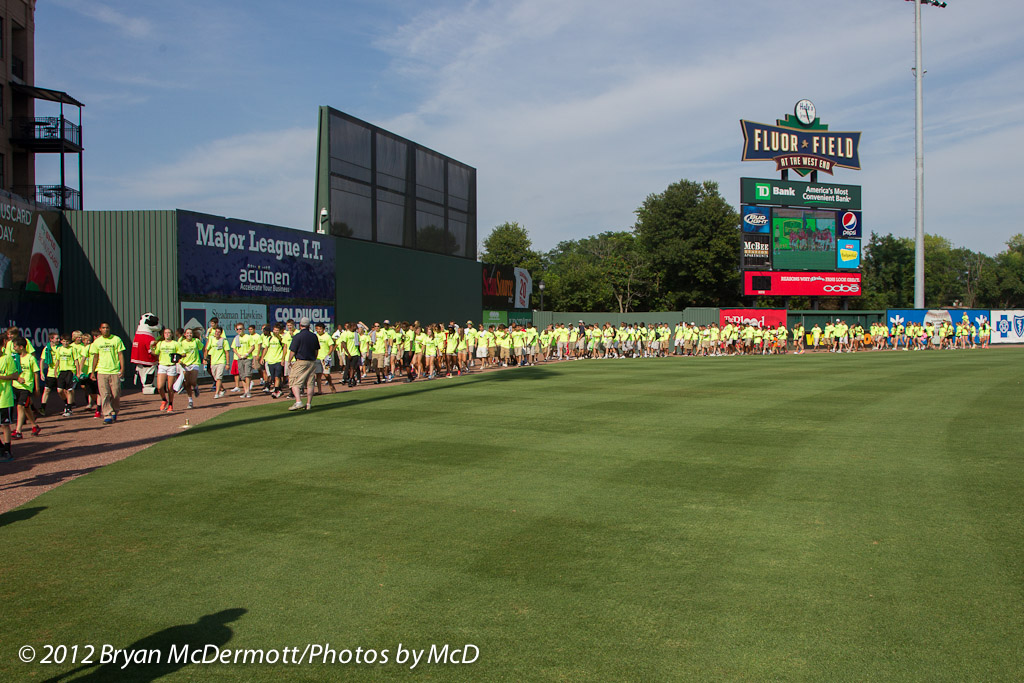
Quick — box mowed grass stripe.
[1,350,1022,681]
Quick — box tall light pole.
[910,0,947,308]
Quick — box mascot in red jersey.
[131,313,160,394]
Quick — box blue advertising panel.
[269,305,335,327]
[0,295,60,348]
[837,211,862,238]
[837,239,861,269]
[177,210,335,302]
[887,309,991,342]
[741,205,770,233]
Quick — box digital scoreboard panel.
[740,177,863,296]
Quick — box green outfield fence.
[529,309,884,329]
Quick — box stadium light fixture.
[539,280,545,312]
[317,207,328,235]
[905,0,948,308]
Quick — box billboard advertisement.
[886,309,991,330]
[720,308,787,329]
[269,305,335,326]
[837,211,862,238]
[740,120,862,174]
[0,295,61,348]
[741,205,770,233]
[992,310,1024,344]
[514,267,533,310]
[180,302,268,336]
[177,210,335,302]
[772,209,836,271]
[482,263,532,310]
[837,239,861,269]
[741,233,772,269]
[482,310,508,327]
[744,271,862,297]
[0,193,62,293]
[740,178,862,210]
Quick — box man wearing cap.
[287,316,319,411]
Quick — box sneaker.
[111,413,117,422]
[159,401,168,412]
[103,417,112,425]
[188,398,194,409]
[305,403,312,411]
[94,410,101,419]
[243,392,251,398]
[0,451,11,463]
[31,425,41,436]
[166,405,174,413]
[38,406,46,417]
[215,392,225,399]
[288,401,304,411]
[229,388,242,393]
[11,431,22,440]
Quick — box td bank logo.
[755,183,771,200]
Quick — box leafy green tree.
[633,180,740,308]
[481,222,541,270]
[992,234,1024,308]
[860,232,914,309]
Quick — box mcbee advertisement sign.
[177,210,335,302]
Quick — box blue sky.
[34,0,1024,256]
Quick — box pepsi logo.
[842,212,857,229]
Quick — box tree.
[990,234,1024,308]
[633,180,740,308]
[481,222,540,270]
[860,232,914,309]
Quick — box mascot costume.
[131,313,161,394]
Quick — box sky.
[33,0,1024,257]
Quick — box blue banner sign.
[177,210,335,302]
[741,120,862,174]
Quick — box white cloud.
[370,0,1024,255]
[88,128,317,231]
[54,0,153,39]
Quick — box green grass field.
[2,350,1024,681]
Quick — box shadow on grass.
[0,505,46,528]
[184,365,555,438]
[3,435,178,476]
[41,608,247,682]
[0,468,100,492]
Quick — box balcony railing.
[11,116,82,150]
[13,185,81,210]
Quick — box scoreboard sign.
[740,100,862,176]
[741,178,861,210]
[744,271,862,297]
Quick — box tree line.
[480,179,1024,312]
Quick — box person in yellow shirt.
[0,341,21,461]
[12,338,41,438]
[52,333,82,416]
[150,327,183,412]
[90,322,126,424]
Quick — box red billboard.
[744,271,862,297]
[719,309,788,328]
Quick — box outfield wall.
[61,209,481,339]
[336,238,481,324]
[532,309,719,328]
